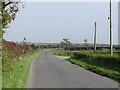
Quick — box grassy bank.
[67,51,120,82]
[54,49,72,56]
[54,49,120,82]
[2,50,40,88]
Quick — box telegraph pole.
[110,0,113,55]
[94,22,97,52]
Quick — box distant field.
[54,49,120,82]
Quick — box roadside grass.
[67,58,119,82]
[2,50,40,88]
[67,51,120,82]
[54,49,120,82]
[54,49,72,56]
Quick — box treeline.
[2,39,40,72]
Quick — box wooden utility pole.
[94,22,97,52]
[110,0,113,55]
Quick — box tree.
[23,37,27,53]
[61,38,72,50]
[84,38,89,50]
[0,1,20,35]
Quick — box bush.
[72,52,89,59]
[2,42,11,72]
[72,52,120,69]
[2,40,39,72]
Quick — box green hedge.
[72,52,120,69]
[68,51,120,82]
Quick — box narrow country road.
[26,50,118,88]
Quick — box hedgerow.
[2,39,39,72]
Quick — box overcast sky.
[4,2,118,44]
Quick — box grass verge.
[66,51,120,82]
[54,49,72,56]
[2,50,40,88]
[54,49,120,82]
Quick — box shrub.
[72,52,120,72]
[2,39,39,72]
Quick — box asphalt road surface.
[26,50,118,88]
